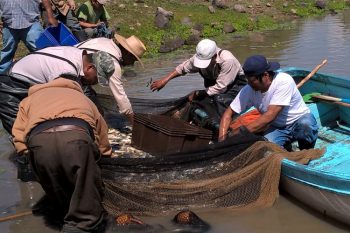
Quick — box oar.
[297,59,328,88]
[311,94,350,108]
[312,94,350,103]
[0,210,32,222]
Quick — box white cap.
[193,39,217,69]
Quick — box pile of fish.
[107,127,153,158]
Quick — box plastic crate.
[132,114,212,156]
[35,23,79,49]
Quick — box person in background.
[219,55,318,150]
[76,0,112,38]
[43,0,88,41]
[0,46,114,135]
[76,34,146,123]
[0,0,58,74]
[12,77,111,233]
[150,39,247,126]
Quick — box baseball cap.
[242,55,280,76]
[92,51,115,86]
[193,39,217,69]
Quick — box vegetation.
[9,0,350,60]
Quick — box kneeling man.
[219,55,318,150]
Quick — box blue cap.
[243,55,280,76]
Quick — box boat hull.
[280,176,350,226]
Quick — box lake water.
[1,10,350,233]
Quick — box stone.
[315,0,327,9]
[185,34,201,45]
[291,8,297,14]
[223,22,236,33]
[215,0,229,9]
[208,5,216,13]
[266,3,271,7]
[154,7,174,29]
[159,37,185,53]
[233,4,246,13]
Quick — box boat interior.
[283,68,350,178]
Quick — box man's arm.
[150,69,181,91]
[42,0,58,26]
[244,105,283,134]
[219,107,236,141]
[12,101,29,155]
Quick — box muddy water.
[1,10,350,233]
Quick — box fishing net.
[98,94,324,216]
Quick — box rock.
[155,14,169,28]
[208,5,216,13]
[133,3,137,7]
[223,22,236,33]
[185,34,201,45]
[233,4,246,13]
[181,17,192,26]
[156,7,174,18]
[192,23,204,32]
[283,2,288,7]
[118,4,125,8]
[155,7,174,29]
[214,0,229,9]
[159,37,185,53]
[266,3,272,7]
[247,5,253,8]
[315,0,327,9]
[291,8,297,14]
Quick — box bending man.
[12,78,111,233]
[150,38,246,121]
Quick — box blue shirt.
[0,0,41,29]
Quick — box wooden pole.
[297,59,328,88]
[0,211,32,223]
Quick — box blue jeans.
[0,22,43,74]
[264,113,319,150]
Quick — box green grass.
[9,0,350,60]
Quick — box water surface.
[1,10,350,233]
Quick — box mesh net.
[98,94,324,216]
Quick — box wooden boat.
[97,67,350,225]
[279,67,350,226]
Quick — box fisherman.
[77,0,112,38]
[76,35,146,123]
[12,77,111,233]
[150,38,246,124]
[219,55,319,150]
[0,0,58,74]
[43,0,88,41]
[0,46,114,135]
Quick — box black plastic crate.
[132,114,212,156]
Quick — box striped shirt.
[0,0,41,29]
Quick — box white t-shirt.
[230,72,310,127]
[10,46,85,84]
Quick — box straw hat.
[114,34,146,67]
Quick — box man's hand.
[150,78,168,91]
[0,21,3,33]
[67,0,76,10]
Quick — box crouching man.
[12,78,112,233]
[219,55,318,150]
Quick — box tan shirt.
[75,38,133,115]
[12,78,112,156]
[175,48,244,96]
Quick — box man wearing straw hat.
[76,34,146,123]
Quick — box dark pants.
[27,130,104,231]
